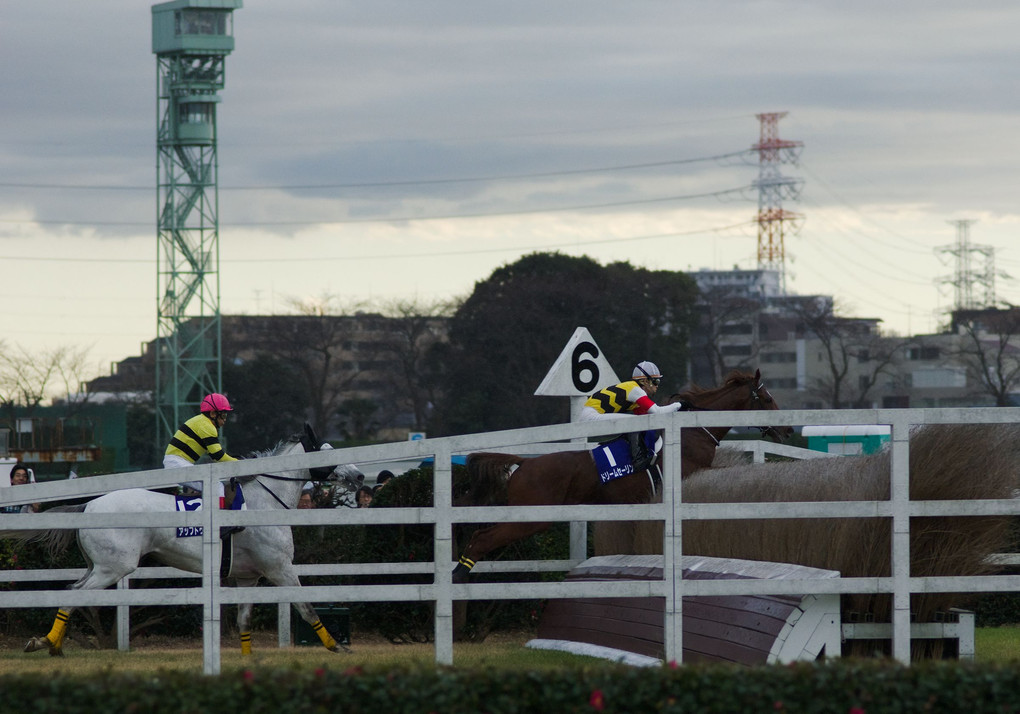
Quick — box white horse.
[10,424,364,657]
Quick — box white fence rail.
[2,407,1020,674]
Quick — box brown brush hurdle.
[528,554,842,666]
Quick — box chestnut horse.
[452,369,788,582]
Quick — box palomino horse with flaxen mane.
[7,424,364,657]
[452,369,790,582]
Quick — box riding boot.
[627,432,651,472]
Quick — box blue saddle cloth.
[174,485,245,538]
[592,431,657,484]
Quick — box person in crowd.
[2,462,39,514]
[375,469,394,488]
[297,491,314,509]
[356,486,374,508]
[163,392,237,502]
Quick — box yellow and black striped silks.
[165,413,236,464]
[583,380,642,415]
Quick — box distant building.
[0,402,131,479]
[86,312,450,442]
[691,269,1020,410]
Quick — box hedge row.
[3,660,1020,714]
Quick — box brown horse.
[452,369,788,582]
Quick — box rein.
[674,377,779,443]
[240,462,340,511]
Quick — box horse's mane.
[244,433,302,460]
[675,370,756,399]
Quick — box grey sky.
[2,1,1018,380]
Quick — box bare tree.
[791,299,907,408]
[692,289,763,384]
[236,294,368,436]
[947,307,1020,406]
[377,297,455,431]
[0,343,97,418]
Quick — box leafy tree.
[430,252,700,434]
[221,354,310,454]
[336,397,380,443]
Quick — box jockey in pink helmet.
[164,393,237,501]
[200,392,233,414]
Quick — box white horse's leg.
[24,605,77,657]
[265,567,347,653]
[25,560,134,657]
[234,576,259,655]
[26,528,141,658]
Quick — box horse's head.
[671,369,792,442]
[743,369,793,442]
[299,423,365,492]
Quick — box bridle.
[748,379,786,442]
[237,440,347,510]
[675,376,785,443]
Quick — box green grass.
[2,628,1018,676]
[975,625,1020,662]
[0,632,601,676]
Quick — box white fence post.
[662,416,683,662]
[433,443,454,666]
[117,578,130,651]
[890,414,913,664]
[201,466,222,675]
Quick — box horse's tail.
[460,452,524,506]
[3,504,84,559]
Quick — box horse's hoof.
[23,636,51,654]
[48,645,64,658]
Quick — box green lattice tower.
[152,0,241,449]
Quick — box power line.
[0,220,756,265]
[0,149,753,192]
[0,184,755,227]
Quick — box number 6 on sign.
[535,327,620,397]
[571,341,600,392]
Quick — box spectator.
[375,469,394,489]
[2,462,39,514]
[297,492,314,509]
[356,486,374,508]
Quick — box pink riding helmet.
[200,393,233,413]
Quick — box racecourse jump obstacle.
[3,406,1020,674]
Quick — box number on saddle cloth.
[175,495,204,538]
[173,485,245,538]
[592,431,657,484]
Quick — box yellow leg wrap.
[240,632,252,656]
[46,609,71,650]
[458,556,476,570]
[312,619,337,650]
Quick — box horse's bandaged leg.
[48,609,71,649]
[452,556,476,583]
[27,609,72,656]
[240,631,252,656]
[312,619,338,651]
